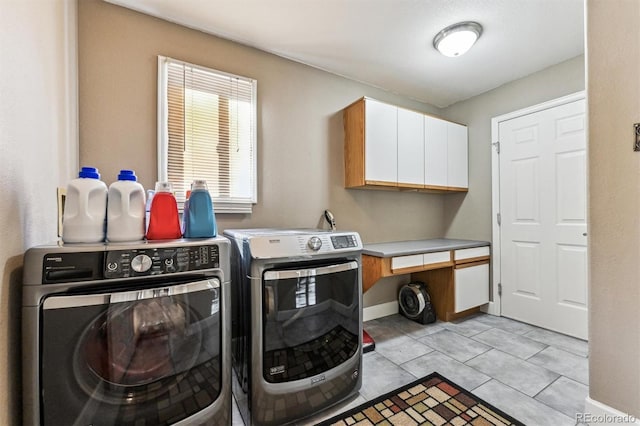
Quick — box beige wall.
[78,0,450,307]
[441,55,586,241]
[5,0,639,423]
[0,1,78,424]
[78,0,445,241]
[587,0,640,417]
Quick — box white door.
[365,99,397,184]
[498,98,587,339]
[397,107,424,186]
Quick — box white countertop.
[362,238,490,257]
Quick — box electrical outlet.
[57,187,66,238]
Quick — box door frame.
[489,91,586,317]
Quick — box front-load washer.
[22,238,231,426]
[223,229,363,426]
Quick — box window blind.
[158,56,257,213]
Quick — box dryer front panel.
[40,277,222,426]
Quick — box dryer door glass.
[262,261,359,383]
[40,277,221,426]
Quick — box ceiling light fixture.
[433,21,483,57]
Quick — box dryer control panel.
[104,245,220,278]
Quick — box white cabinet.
[364,99,397,185]
[424,115,448,188]
[454,246,490,261]
[343,97,468,192]
[425,117,468,190]
[390,250,451,271]
[454,263,489,313]
[397,107,425,187]
[447,122,469,189]
[363,242,490,321]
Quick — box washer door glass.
[40,277,221,426]
[262,261,359,383]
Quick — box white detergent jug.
[107,169,146,242]
[62,167,108,243]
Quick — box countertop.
[362,238,490,257]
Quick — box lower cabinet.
[454,262,490,313]
[362,244,490,322]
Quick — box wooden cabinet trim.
[391,260,454,275]
[364,180,398,187]
[362,255,392,293]
[398,182,424,190]
[443,186,468,192]
[411,268,454,322]
[455,257,490,268]
[344,98,365,187]
[351,184,468,193]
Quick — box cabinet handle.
[583,232,587,236]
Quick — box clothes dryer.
[224,229,363,426]
[22,238,231,426]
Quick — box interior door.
[499,98,587,339]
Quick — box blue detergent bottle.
[184,180,216,238]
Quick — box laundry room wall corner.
[0,1,78,424]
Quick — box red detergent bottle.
[145,181,182,240]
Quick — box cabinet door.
[454,263,489,313]
[397,107,424,186]
[447,122,468,189]
[364,99,397,184]
[424,116,448,187]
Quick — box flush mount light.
[433,21,483,57]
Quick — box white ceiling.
[106,0,585,108]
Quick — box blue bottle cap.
[191,179,208,191]
[118,169,137,181]
[78,167,100,179]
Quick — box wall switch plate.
[635,123,640,151]
[57,187,66,238]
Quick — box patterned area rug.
[316,372,524,426]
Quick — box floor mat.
[316,372,524,426]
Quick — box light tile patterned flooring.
[232,313,589,425]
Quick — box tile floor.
[232,312,589,425]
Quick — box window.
[157,56,257,213]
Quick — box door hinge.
[498,283,502,296]
[493,141,500,154]
[497,213,501,226]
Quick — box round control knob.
[131,254,152,273]
[308,236,322,251]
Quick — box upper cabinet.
[397,107,425,188]
[424,115,448,189]
[447,122,469,190]
[343,97,468,193]
[364,99,398,186]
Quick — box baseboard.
[363,301,398,322]
[480,301,500,316]
[581,397,639,425]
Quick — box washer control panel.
[245,231,362,259]
[330,234,359,249]
[307,236,323,251]
[104,245,219,278]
